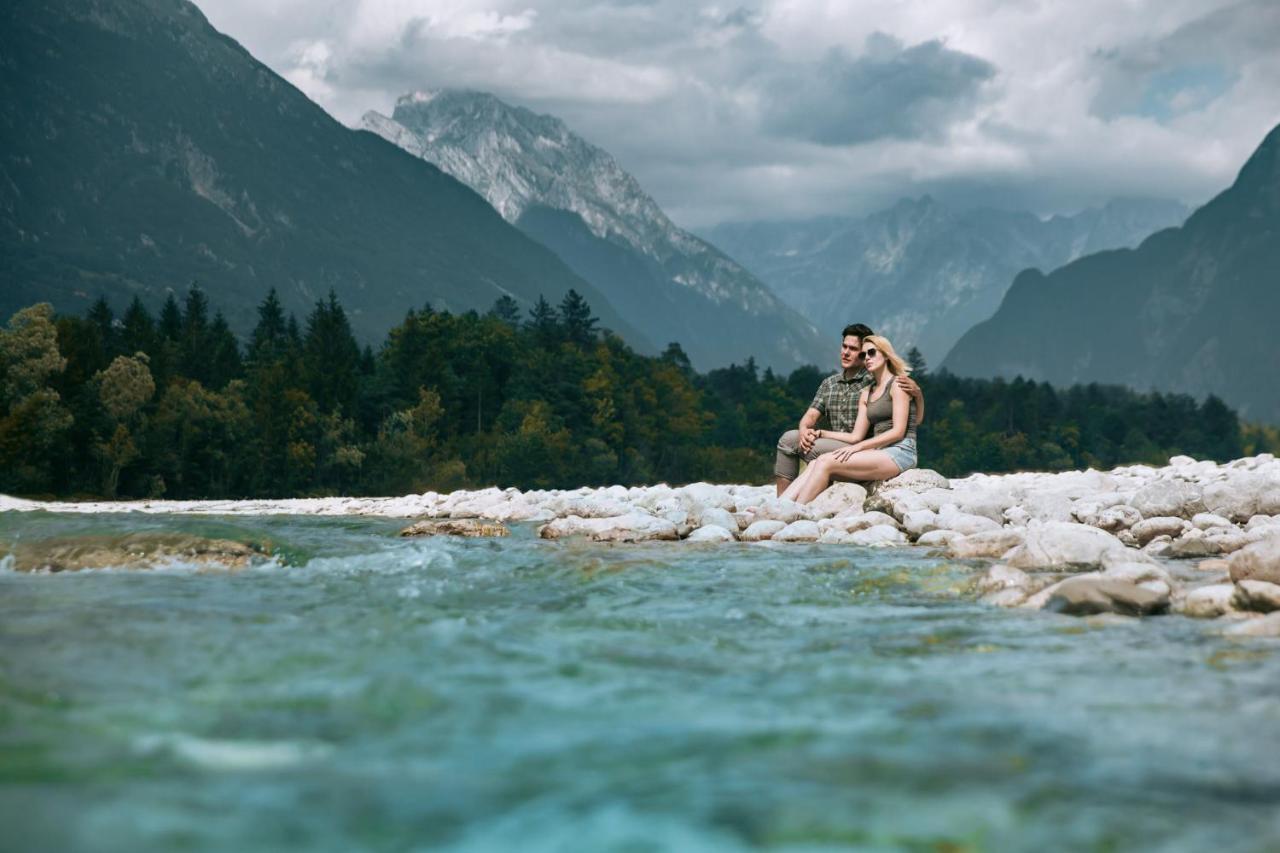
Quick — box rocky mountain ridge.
[705,196,1189,364]
[362,90,828,371]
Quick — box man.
[775,323,925,496]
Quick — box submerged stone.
[400,518,511,538]
[9,533,265,573]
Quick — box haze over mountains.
[362,91,828,371]
[0,0,643,346]
[945,123,1280,424]
[705,197,1189,365]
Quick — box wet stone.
[400,518,511,538]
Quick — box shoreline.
[4,455,1280,629]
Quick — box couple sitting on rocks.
[776,323,924,504]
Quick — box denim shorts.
[882,437,917,473]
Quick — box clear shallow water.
[2,512,1279,852]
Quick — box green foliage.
[0,291,1258,499]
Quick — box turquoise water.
[2,512,1279,852]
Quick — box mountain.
[703,196,1188,365]
[0,0,644,346]
[944,124,1280,424]
[361,91,827,372]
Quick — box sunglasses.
[861,347,879,359]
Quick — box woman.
[780,335,917,504]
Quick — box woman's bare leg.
[779,463,815,502]
[794,451,901,504]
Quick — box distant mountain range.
[362,91,828,371]
[0,0,644,345]
[704,196,1189,365]
[944,123,1280,424]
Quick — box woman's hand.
[832,445,861,463]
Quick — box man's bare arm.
[894,375,926,426]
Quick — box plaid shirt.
[810,370,874,433]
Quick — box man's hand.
[894,375,921,397]
[798,426,818,453]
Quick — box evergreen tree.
[488,294,522,327]
[208,312,243,389]
[159,293,183,342]
[559,289,598,347]
[120,297,156,357]
[303,290,361,414]
[180,284,211,384]
[249,288,288,364]
[526,295,561,348]
[906,346,928,378]
[87,296,118,360]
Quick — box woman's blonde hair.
[863,335,912,376]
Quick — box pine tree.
[159,293,183,342]
[906,346,928,378]
[527,295,561,348]
[120,297,156,357]
[208,312,243,388]
[87,296,118,360]
[488,294,522,327]
[180,284,212,384]
[303,290,361,414]
[249,288,288,364]
[559,289,598,347]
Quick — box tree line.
[0,288,1268,499]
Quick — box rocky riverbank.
[4,455,1279,631]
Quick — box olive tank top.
[865,380,917,442]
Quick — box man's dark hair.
[841,323,873,340]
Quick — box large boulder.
[685,524,737,543]
[842,524,909,547]
[901,509,940,538]
[772,520,822,542]
[805,482,869,519]
[539,513,679,542]
[947,529,1027,559]
[1043,576,1170,617]
[1177,584,1239,618]
[742,498,811,524]
[1232,580,1280,613]
[819,512,900,536]
[1129,480,1206,519]
[1002,522,1141,571]
[1130,516,1190,546]
[936,504,1002,535]
[1229,538,1280,585]
[916,529,962,548]
[697,507,741,533]
[1202,472,1280,522]
[741,520,787,542]
[882,468,950,493]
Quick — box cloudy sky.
[198,0,1280,227]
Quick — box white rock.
[805,482,869,519]
[819,511,899,535]
[1088,504,1142,532]
[901,509,940,538]
[1002,522,1143,571]
[1169,455,1196,467]
[1202,472,1280,522]
[1129,480,1205,519]
[772,520,822,542]
[1102,562,1173,586]
[1003,506,1032,527]
[937,504,1001,536]
[1177,584,1238,618]
[882,468,950,493]
[539,513,679,542]
[685,524,737,543]
[948,529,1027,560]
[697,507,740,533]
[846,524,908,546]
[1018,492,1075,523]
[916,529,962,548]
[983,588,1030,607]
[1130,516,1190,546]
[1232,580,1280,613]
[1245,515,1280,533]
[743,498,811,524]
[976,564,1031,595]
[678,483,736,511]
[1192,512,1235,531]
[1228,537,1280,585]
[740,520,787,542]
[1222,612,1280,637]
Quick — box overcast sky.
[197,0,1280,227]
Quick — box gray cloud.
[759,33,996,145]
[196,0,1280,227]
